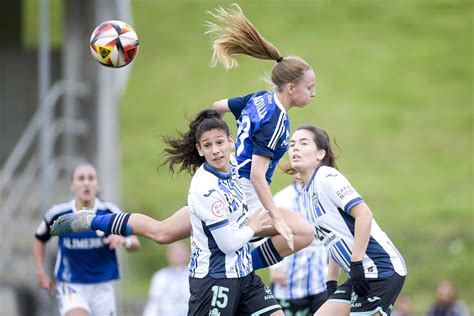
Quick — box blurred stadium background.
[0,0,472,315]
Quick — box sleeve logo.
[211,201,225,217]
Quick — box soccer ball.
[89,20,139,68]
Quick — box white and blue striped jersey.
[188,163,253,279]
[35,198,122,283]
[301,166,407,279]
[272,183,328,299]
[228,91,290,184]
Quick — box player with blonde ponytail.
[207,3,317,271]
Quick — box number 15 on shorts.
[211,285,229,308]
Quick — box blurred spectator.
[393,294,413,316]
[142,241,190,316]
[426,280,470,316]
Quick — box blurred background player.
[142,241,190,316]
[426,280,470,316]
[286,125,407,316]
[33,163,140,316]
[270,178,329,315]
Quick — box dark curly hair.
[160,109,230,175]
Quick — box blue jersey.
[35,198,122,283]
[228,91,290,184]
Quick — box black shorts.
[330,272,405,315]
[276,291,328,315]
[188,272,282,316]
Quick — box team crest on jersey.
[211,201,225,217]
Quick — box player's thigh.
[239,177,263,215]
[56,282,90,316]
[88,282,116,316]
[236,273,282,316]
[314,299,350,316]
[188,276,243,316]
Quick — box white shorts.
[56,281,116,316]
[239,177,263,215]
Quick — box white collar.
[273,92,287,114]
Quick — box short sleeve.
[252,107,287,158]
[34,219,51,242]
[228,93,255,119]
[321,170,363,213]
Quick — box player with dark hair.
[52,110,284,316]
[33,163,140,316]
[286,125,407,316]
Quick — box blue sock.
[91,213,133,236]
[251,239,283,270]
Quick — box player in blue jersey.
[270,179,329,315]
[51,110,284,316]
[33,163,140,316]
[206,3,316,269]
[285,125,407,316]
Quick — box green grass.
[116,0,473,314]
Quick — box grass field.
[117,1,473,313]
[25,0,473,314]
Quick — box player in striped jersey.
[286,125,407,316]
[33,163,140,316]
[51,110,284,316]
[270,180,329,315]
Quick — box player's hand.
[273,217,294,251]
[103,235,127,250]
[37,272,55,295]
[349,261,370,297]
[248,208,272,234]
[270,266,288,286]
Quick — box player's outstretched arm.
[50,206,192,245]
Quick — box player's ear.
[316,149,326,162]
[229,135,235,149]
[196,143,204,157]
[287,82,295,96]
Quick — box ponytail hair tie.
[276,56,283,63]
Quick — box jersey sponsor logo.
[63,237,104,249]
[253,95,267,119]
[209,308,221,316]
[337,186,355,200]
[211,201,225,217]
[326,173,339,178]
